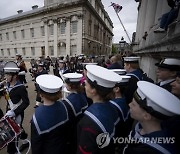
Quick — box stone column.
[91,0,95,8]
[44,20,49,56]
[144,0,157,32]
[138,0,148,47]
[77,14,83,55]
[66,17,70,56]
[155,0,163,24]
[161,0,171,14]
[53,19,58,57]
[135,8,141,43]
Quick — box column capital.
[57,17,66,24]
[65,16,71,21]
[42,17,49,24]
[77,14,83,19]
[53,18,58,24]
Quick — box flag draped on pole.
[110,2,123,13]
[110,2,132,43]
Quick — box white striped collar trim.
[64,98,88,116]
[33,103,69,135]
[85,110,119,138]
[109,100,129,121]
[133,123,171,154]
[126,73,140,80]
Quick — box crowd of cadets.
[0,53,180,154]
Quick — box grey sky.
[0,0,138,43]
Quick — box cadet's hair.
[86,77,114,102]
[128,62,139,69]
[65,82,85,93]
[39,89,62,102]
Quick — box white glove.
[5,110,15,117]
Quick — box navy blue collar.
[33,101,68,135]
[85,103,119,137]
[110,97,129,121]
[64,93,88,116]
[126,69,143,80]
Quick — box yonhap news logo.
[96,132,175,148]
[96,133,110,148]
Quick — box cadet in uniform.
[62,73,88,153]
[15,54,28,87]
[109,69,130,124]
[77,65,121,154]
[54,60,69,78]
[171,71,180,98]
[109,69,130,153]
[34,63,48,108]
[107,55,123,69]
[124,81,180,154]
[123,56,143,105]
[155,58,180,92]
[123,56,144,140]
[162,71,180,153]
[31,74,69,154]
[0,80,5,118]
[3,61,30,154]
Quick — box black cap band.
[133,91,169,120]
[86,77,113,92]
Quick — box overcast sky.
[0,0,138,43]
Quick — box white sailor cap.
[59,60,65,63]
[82,63,97,69]
[109,69,126,75]
[78,56,83,60]
[124,56,140,63]
[38,63,44,67]
[135,81,180,118]
[3,61,20,73]
[16,54,22,57]
[63,73,83,83]
[120,75,131,83]
[82,63,98,66]
[155,58,180,71]
[36,74,63,93]
[86,65,122,88]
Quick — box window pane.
[13,31,16,39]
[41,26,45,36]
[7,48,10,56]
[22,48,26,56]
[49,25,54,35]
[49,46,54,56]
[30,28,34,37]
[71,45,77,55]
[31,47,35,56]
[1,49,4,56]
[6,32,9,40]
[21,30,25,38]
[0,34,2,41]
[60,22,66,34]
[71,21,77,34]
[14,48,17,55]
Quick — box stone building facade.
[133,0,180,81]
[0,0,113,59]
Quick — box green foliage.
[112,44,117,54]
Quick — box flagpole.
[115,11,132,44]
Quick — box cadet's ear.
[143,112,152,121]
[170,71,177,78]
[91,88,97,96]
[113,87,120,93]
[126,63,131,69]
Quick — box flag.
[110,2,123,13]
